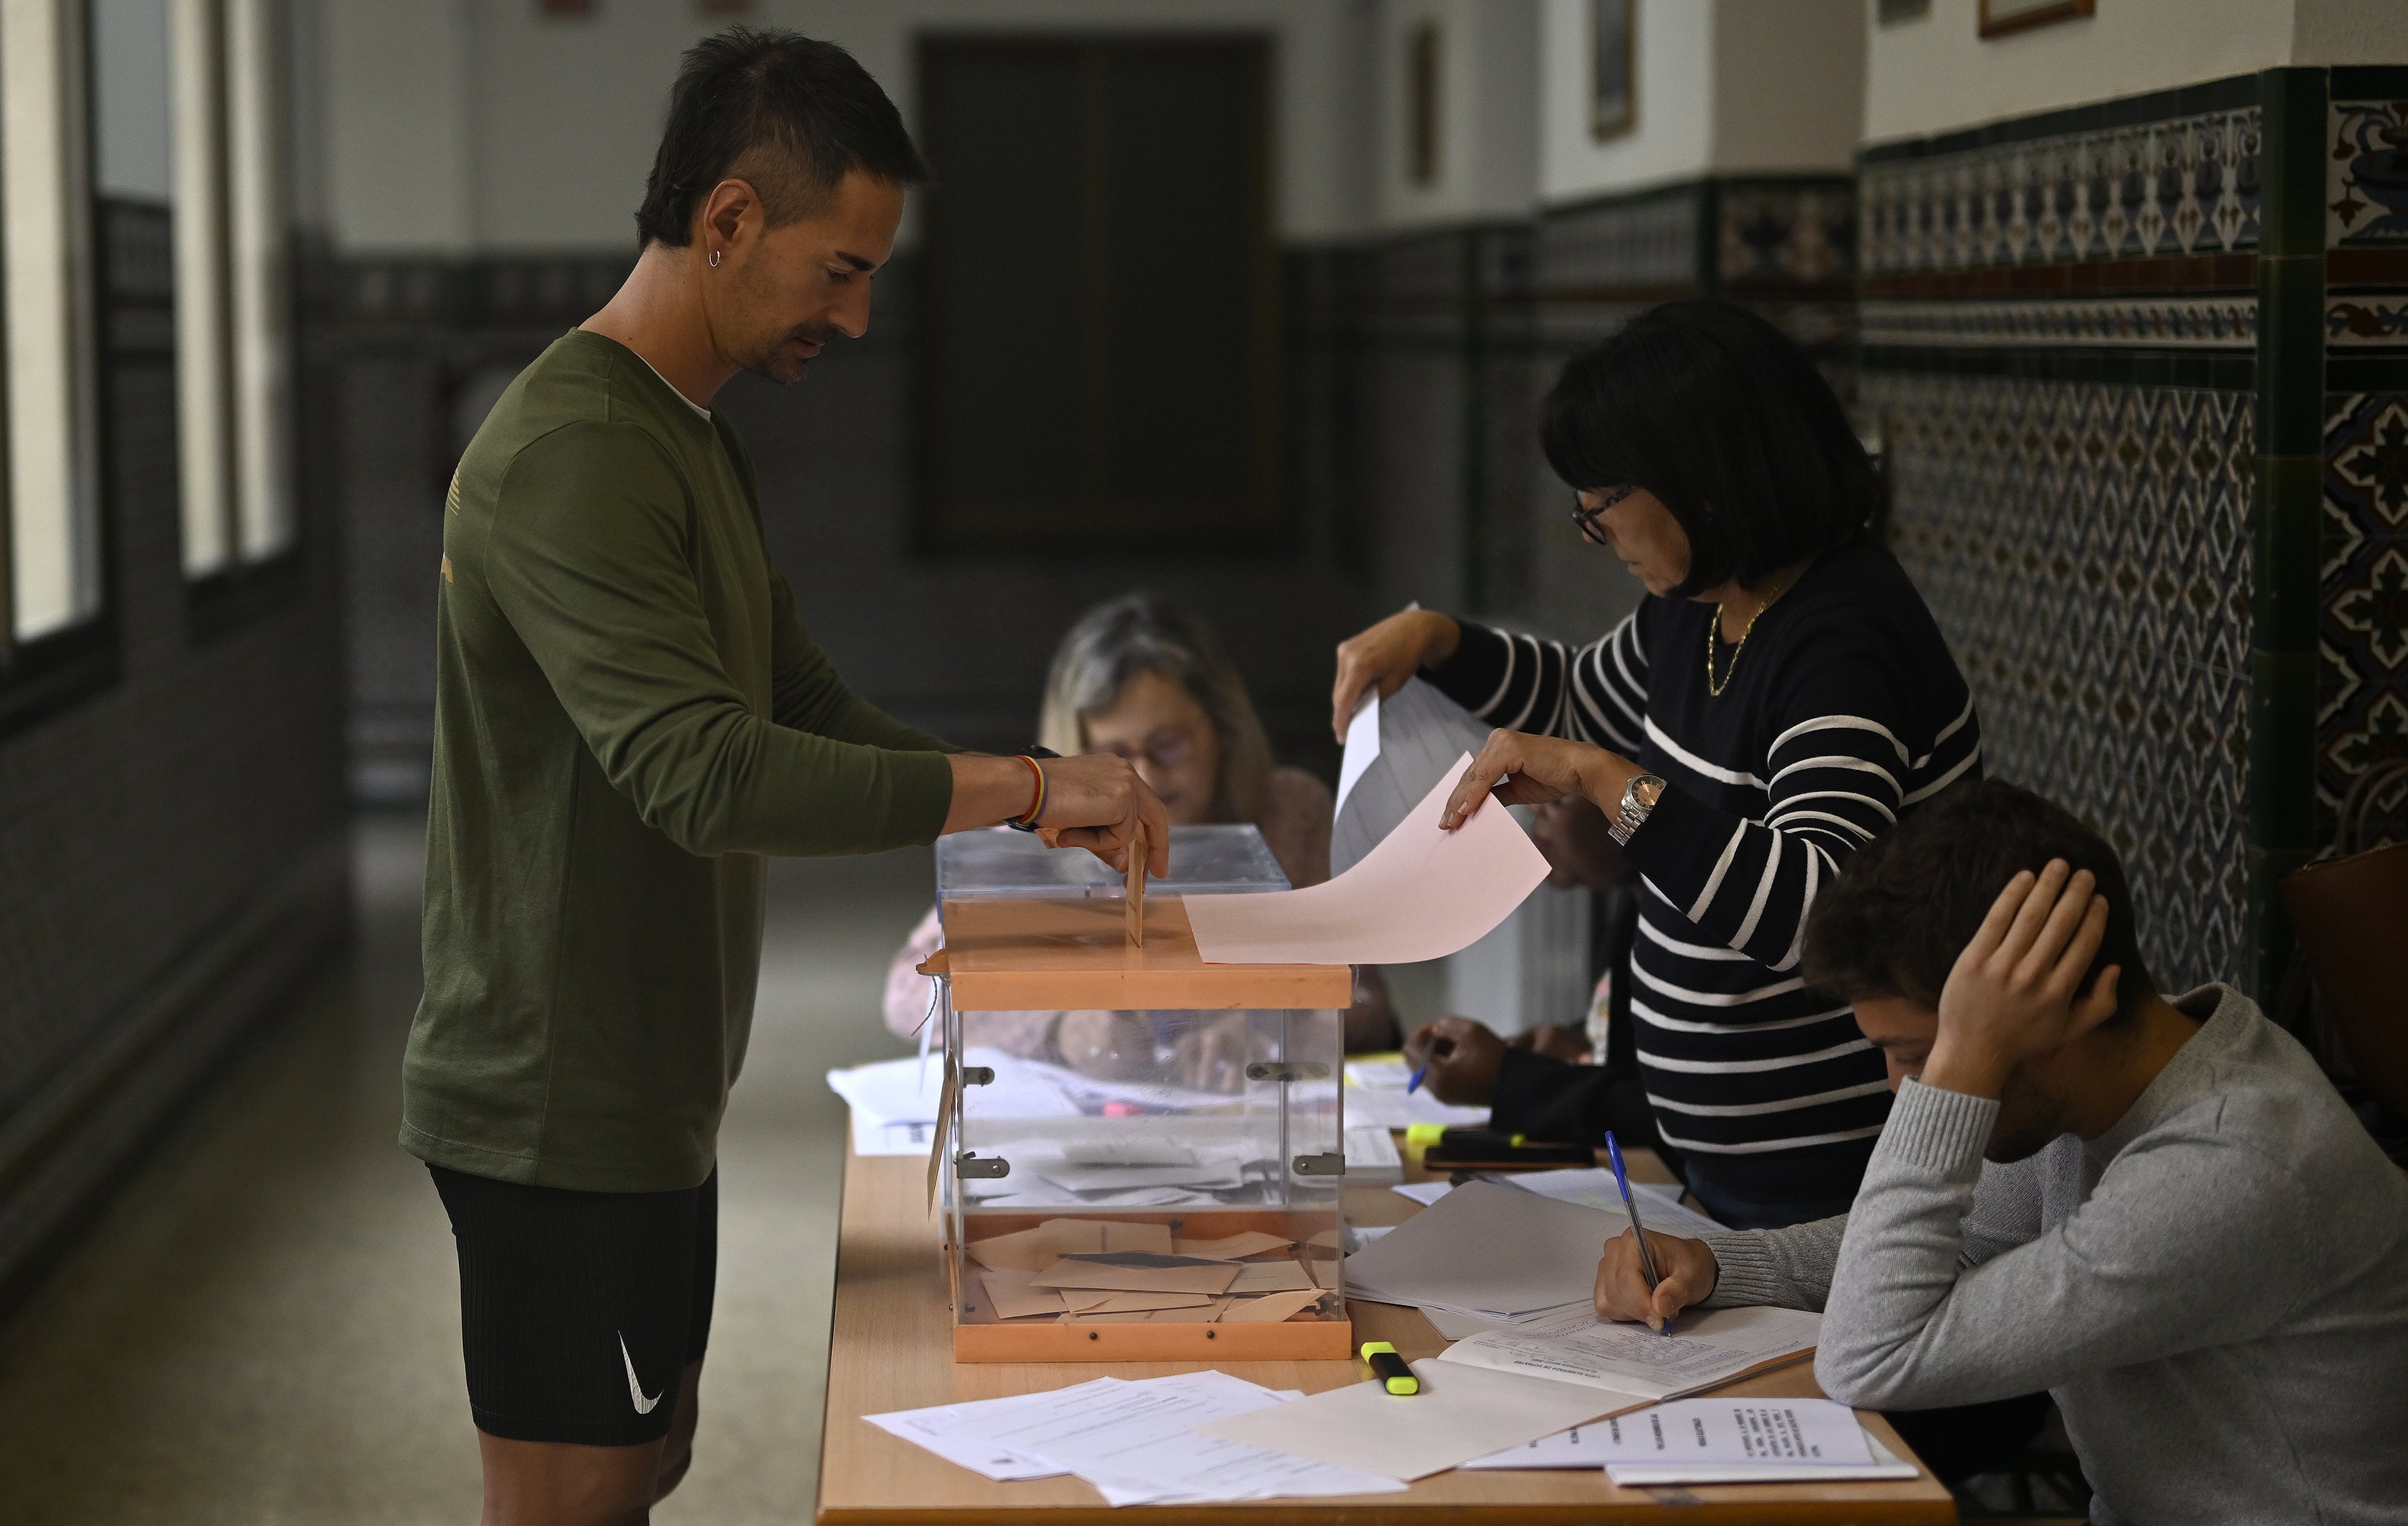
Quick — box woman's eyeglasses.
[1098,729,1197,772]
[1568,486,1637,546]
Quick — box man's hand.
[943,753,1169,879]
[1402,1016,1507,1106]
[1924,858,2122,1100]
[1511,1024,1592,1064]
[1330,610,1461,740]
[1595,1228,1717,1330]
[1033,753,1171,877]
[1439,731,1644,831]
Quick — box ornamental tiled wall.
[2319,74,2408,849]
[1859,77,2267,996]
[1863,65,2408,1000]
[1873,370,2255,989]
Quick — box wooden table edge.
[813,1140,1958,1525]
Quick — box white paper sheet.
[1608,1434,1919,1486]
[1418,1299,1595,1339]
[943,1371,1403,1507]
[1196,1360,1637,1482]
[1330,676,1498,876]
[1344,1057,1414,1088]
[1342,1180,1621,1316]
[1186,755,1550,967]
[1462,1397,1871,1470]
[863,1382,1105,1481]
[1334,689,1380,813]
[850,1113,938,1157]
[1343,1086,1491,1128]
[1501,1169,1732,1238]
[1433,1304,1823,1401]
[826,1046,1073,1128]
[1390,1179,1454,1205]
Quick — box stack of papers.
[1197,1360,1622,1481]
[1342,1053,1490,1128]
[826,1047,1066,1157]
[1342,1181,1617,1322]
[866,1373,1405,1506]
[965,1218,1337,1326]
[1501,1168,1732,1238]
[1329,678,1496,876]
[1464,1397,1918,1485]
[1344,1086,1490,1129]
[1434,1303,1823,1402]
[825,1050,1247,1163]
[1193,1311,1826,1485]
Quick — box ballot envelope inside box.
[930,826,1355,1362]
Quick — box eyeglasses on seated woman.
[883,591,1399,1090]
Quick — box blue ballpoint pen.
[1604,1130,1671,1335]
[1405,1064,1428,1095]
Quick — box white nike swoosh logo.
[619,1333,662,1415]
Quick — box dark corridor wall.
[324,250,1379,803]
[0,208,350,1311]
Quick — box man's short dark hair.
[634,29,929,248]
[1539,299,1886,599]
[1803,780,2158,1025]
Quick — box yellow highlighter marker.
[1360,1340,1419,1395]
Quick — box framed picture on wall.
[1589,0,1634,142]
[1979,0,2094,39]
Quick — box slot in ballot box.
[926,826,1355,1362]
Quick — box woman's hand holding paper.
[1329,609,1461,740]
[1439,730,1646,831]
[1595,1227,1718,1329]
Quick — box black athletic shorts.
[429,1163,718,1446]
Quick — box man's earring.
[709,249,721,268]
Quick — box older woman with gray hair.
[881,592,1396,1082]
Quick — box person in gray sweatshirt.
[1594,780,2408,1525]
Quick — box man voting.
[399,30,1167,1525]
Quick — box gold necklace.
[1705,572,1797,697]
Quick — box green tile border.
[2247,65,2329,1002]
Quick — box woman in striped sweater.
[1340,301,1980,1230]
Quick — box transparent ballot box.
[927,828,1353,1361]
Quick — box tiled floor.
[0,813,940,1525]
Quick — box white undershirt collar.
[630,347,712,421]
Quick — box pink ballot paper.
[1185,753,1550,965]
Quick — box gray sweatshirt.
[1701,985,2408,1526]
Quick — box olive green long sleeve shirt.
[402,330,955,1192]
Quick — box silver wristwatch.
[1609,773,1665,845]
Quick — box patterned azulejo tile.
[1869,371,2255,989]
[2329,100,2408,248]
[1860,295,2257,350]
[1717,183,1856,288]
[2319,391,2408,845]
[1862,108,2260,273]
[2328,99,2408,354]
[1536,191,1700,293]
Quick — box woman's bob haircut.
[1540,299,1885,599]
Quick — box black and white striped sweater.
[1426,535,1981,1207]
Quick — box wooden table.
[814,1144,1957,1524]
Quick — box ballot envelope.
[924,826,1355,1362]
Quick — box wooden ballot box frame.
[935,894,1356,1363]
